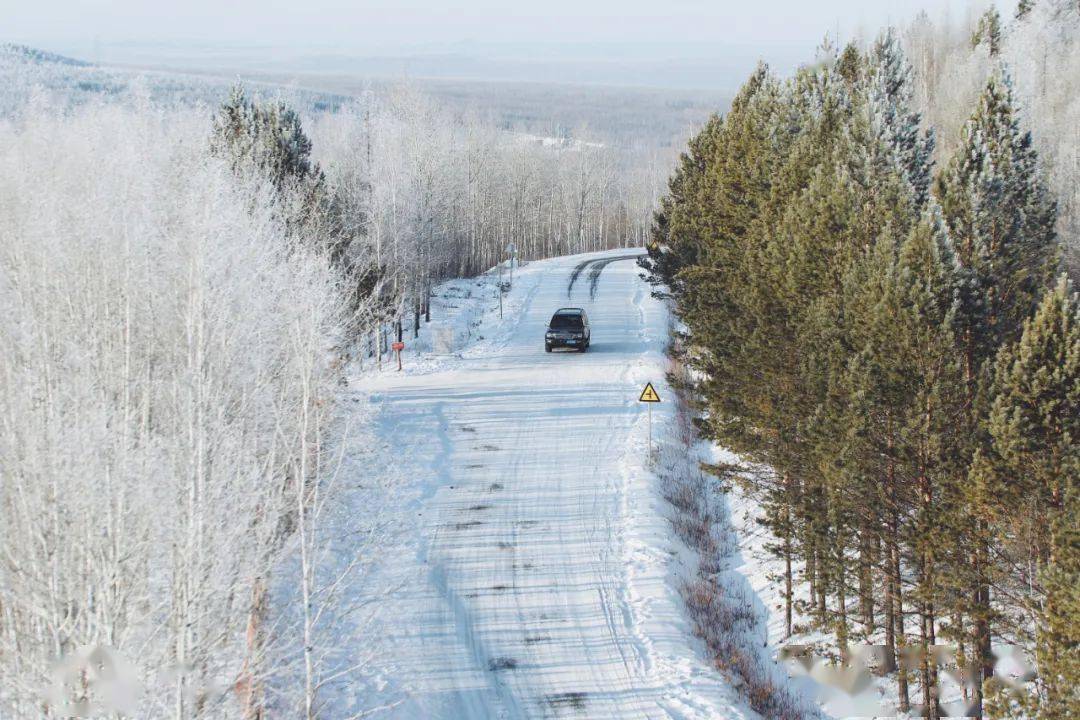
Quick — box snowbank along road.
[355,250,754,719]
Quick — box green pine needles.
[645,30,1078,719]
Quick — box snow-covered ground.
[724,461,1011,719]
[335,250,770,719]
[719,451,893,717]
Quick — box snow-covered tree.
[904,0,1080,276]
[0,99,385,720]
[211,84,317,191]
[867,27,937,207]
[935,67,1058,368]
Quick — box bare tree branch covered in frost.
[0,98,378,718]
[0,52,676,717]
[310,85,669,313]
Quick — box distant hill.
[0,43,92,67]
[0,43,349,118]
[0,42,725,148]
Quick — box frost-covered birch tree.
[0,100,354,719]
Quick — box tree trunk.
[837,557,849,662]
[920,603,933,719]
[239,578,267,720]
[884,536,896,674]
[972,561,991,720]
[859,522,875,638]
[783,472,794,639]
[784,527,793,639]
[892,535,910,713]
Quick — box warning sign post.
[638,382,661,457]
[392,341,404,371]
[639,383,661,403]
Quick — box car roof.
[553,308,584,315]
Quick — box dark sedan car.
[545,308,590,352]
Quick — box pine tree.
[934,69,1059,709]
[985,275,1078,574]
[638,112,724,296]
[972,9,1004,57]
[982,276,1080,715]
[888,211,966,719]
[675,64,820,637]
[679,62,784,441]
[838,206,964,715]
[657,27,1069,720]
[212,84,318,191]
[1039,496,1080,718]
[836,43,862,86]
[758,55,921,651]
[643,62,781,302]
[210,85,374,316]
[935,68,1057,369]
[866,27,936,208]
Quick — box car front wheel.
[545,343,552,352]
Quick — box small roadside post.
[638,382,661,458]
[392,341,405,371]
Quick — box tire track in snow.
[358,250,755,720]
[586,255,640,299]
[566,254,640,299]
[566,257,595,297]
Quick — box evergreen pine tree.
[675,64,824,637]
[210,85,368,304]
[679,62,785,445]
[836,43,862,86]
[654,27,1069,720]
[935,71,1059,705]
[1039,495,1080,718]
[638,112,724,296]
[935,68,1057,368]
[972,9,1004,56]
[840,206,964,715]
[867,27,936,208]
[212,84,318,191]
[982,276,1080,715]
[889,211,966,718]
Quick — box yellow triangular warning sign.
[639,382,661,403]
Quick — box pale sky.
[4,0,1013,51]
[2,0,1015,89]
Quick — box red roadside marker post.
[392,341,405,371]
[638,382,661,458]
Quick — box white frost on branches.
[0,100,354,718]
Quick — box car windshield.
[550,314,583,329]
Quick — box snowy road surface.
[355,250,752,719]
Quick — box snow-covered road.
[355,250,752,719]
